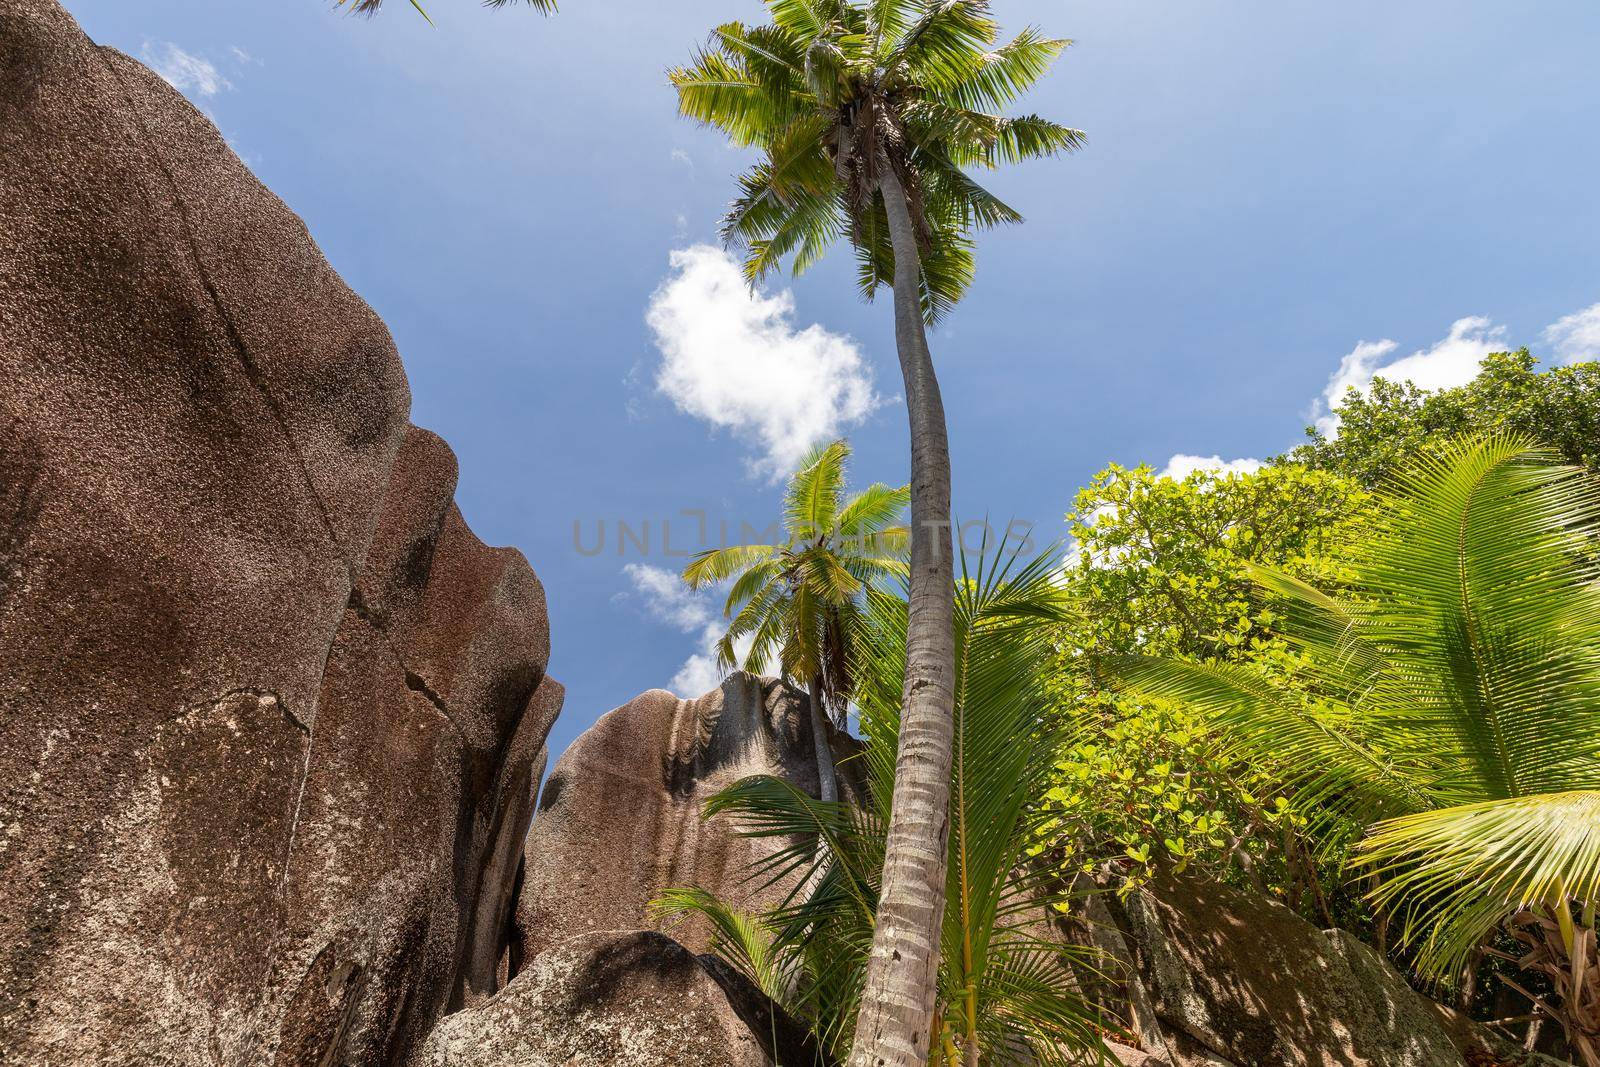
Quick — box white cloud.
[141,42,230,98]
[621,563,762,698]
[670,646,730,699]
[1544,302,1600,365]
[670,148,693,167]
[622,562,713,632]
[646,245,884,480]
[1312,315,1507,437]
[1156,454,1264,481]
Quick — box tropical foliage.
[1111,436,1600,1063]
[658,547,1107,1066]
[682,440,907,802]
[667,0,1083,321]
[671,4,1079,1060]
[1040,462,1371,900]
[1295,350,1600,487]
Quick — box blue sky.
[69,0,1600,758]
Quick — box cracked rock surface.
[0,1,558,1062]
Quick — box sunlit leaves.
[1109,436,1600,982]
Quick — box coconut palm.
[1112,435,1600,1064]
[658,545,1105,1066]
[670,6,1080,1060]
[683,439,908,803]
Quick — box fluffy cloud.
[621,563,758,698]
[621,562,713,632]
[1312,316,1508,437]
[1544,302,1600,365]
[646,245,884,480]
[1156,454,1264,481]
[141,42,230,98]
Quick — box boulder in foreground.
[421,929,822,1067]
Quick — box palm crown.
[683,440,908,721]
[669,0,1083,322]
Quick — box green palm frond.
[887,0,997,71]
[925,26,1069,111]
[1108,433,1600,988]
[785,439,850,535]
[681,542,1107,1064]
[651,887,798,1005]
[710,21,805,77]
[990,114,1087,164]
[836,482,911,536]
[864,0,918,57]
[915,149,1024,227]
[852,203,976,322]
[1356,791,1600,977]
[1109,656,1438,827]
[840,532,909,562]
[673,0,1076,322]
[768,0,838,37]
[668,50,803,146]
[684,543,779,589]
[723,560,786,615]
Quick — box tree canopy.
[1295,350,1600,487]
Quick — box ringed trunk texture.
[847,166,958,1067]
[808,675,840,803]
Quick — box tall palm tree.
[658,545,1104,1066]
[670,6,1080,1061]
[1113,435,1600,1064]
[684,440,908,803]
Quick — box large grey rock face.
[1107,869,1463,1067]
[515,674,858,960]
[420,930,821,1067]
[0,2,558,1063]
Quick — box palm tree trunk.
[847,164,958,1067]
[808,674,839,803]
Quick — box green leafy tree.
[1041,463,1371,904]
[658,548,1105,1067]
[683,440,907,802]
[1113,436,1600,1065]
[1295,350,1600,487]
[1064,462,1368,660]
[669,4,1080,1060]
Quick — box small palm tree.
[659,545,1105,1066]
[1114,435,1600,1064]
[670,7,1080,1060]
[684,440,908,802]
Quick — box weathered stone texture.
[420,930,821,1067]
[0,2,559,1063]
[515,673,859,959]
[1105,868,1463,1067]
